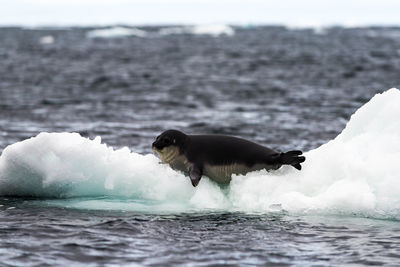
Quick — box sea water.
[1,26,400,266]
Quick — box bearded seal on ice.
[152,129,305,187]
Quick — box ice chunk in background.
[158,26,188,36]
[0,89,399,218]
[39,35,54,44]
[86,25,234,38]
[86,26,147,38]
[159,24,235,37]
[285,21,328,35]
[190,24,235,36]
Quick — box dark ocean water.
[1,25,400,266]
[2,198,400,266]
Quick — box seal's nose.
[152,141,161,150]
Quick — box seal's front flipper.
[189,164,203,187]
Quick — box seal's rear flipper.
[280,150,305,170]
[292,163,302,170]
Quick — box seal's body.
[152,130,305,187]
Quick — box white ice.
[159,24,235,37]
[39,35,55,44]
[86,26,147,38]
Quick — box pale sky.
[1,0,400,27]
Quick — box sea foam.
[0,89,399,217]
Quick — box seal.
[152,129,305,187]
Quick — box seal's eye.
[162,137,171,144]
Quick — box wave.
[1,88,399,218]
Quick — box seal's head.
[152,130,187,163]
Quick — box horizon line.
[1,22,400,29]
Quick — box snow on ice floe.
[86,26,147,38]
[0,89,400,218]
